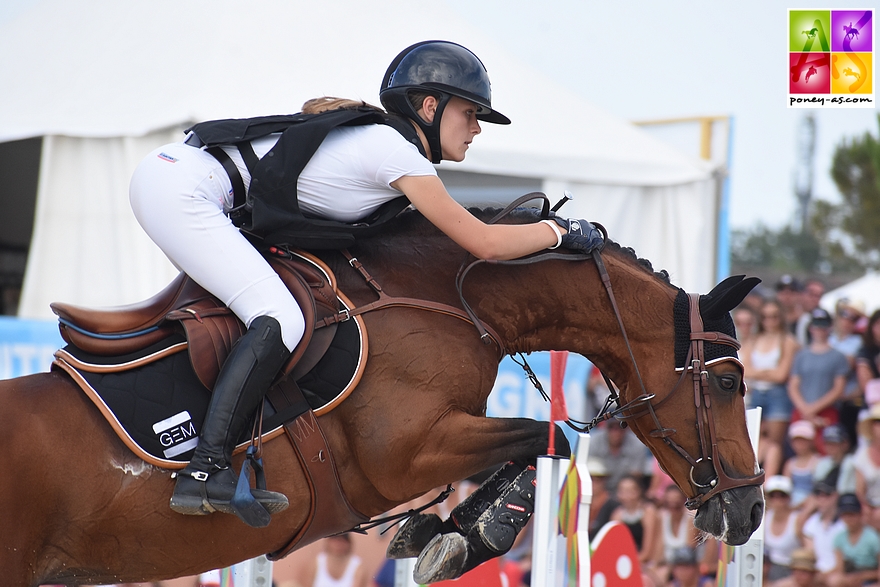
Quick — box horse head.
[623,274,764,545]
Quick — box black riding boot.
[413,465,536,584]
[170,316,291,527]
[387,460,528,559]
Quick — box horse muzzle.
[693,484,764,546]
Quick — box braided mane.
[362,207,672,285]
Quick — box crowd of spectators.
[734,275,880,587]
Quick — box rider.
[129,40,602,528]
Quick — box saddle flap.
[165,299,248,390]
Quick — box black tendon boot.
[170,316,291,527]
[413,466,536,584]
[387,461,527,559]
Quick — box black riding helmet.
[380,40,510,163]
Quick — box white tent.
[0,0,719,318]
[822,272,880,317]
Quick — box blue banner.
[0,317,64,379]
[488,352,592,447]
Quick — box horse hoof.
[413,532,468,584]
[387,513,445,559]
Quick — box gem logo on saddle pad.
[153,411,199,458]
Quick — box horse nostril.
[750,501,764,531]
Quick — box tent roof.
[822,271,880,316]
[0,0,711,186]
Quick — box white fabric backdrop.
[545,177,719,293]
[19,129,181,318]
[3,0,722,317]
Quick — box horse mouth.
[693,486,764,546]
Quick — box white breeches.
[129,142,305,352]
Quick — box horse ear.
[701,276,762,318]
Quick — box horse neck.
[329,233,678,396]
[470,251,679,387]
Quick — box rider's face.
[438,97,482,162]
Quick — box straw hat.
[858,403,880,439]
[789,548,816,572]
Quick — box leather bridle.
[590,252,765,510]
[448,192,766,510]
[336,190,766,511]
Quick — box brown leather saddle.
[51,250,344,391]
[50,249,369,555]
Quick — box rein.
[329,193,762,518]
[468,194,765,509]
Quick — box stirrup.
[231,445,273,528]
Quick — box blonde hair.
[301,96,384,115]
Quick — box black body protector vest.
[186,108,427,249]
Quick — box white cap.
[765,475,793,496]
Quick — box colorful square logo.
[788,9,875,107]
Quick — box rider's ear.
[419,95,438,124]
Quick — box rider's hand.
[552,216,604,253]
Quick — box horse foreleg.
[389,413,569,583]
[392,412,569,501]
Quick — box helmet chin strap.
[408,94,451,163]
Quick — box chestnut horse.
[0,209,763,586]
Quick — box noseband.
[454,193,765,510]
[591,253,765,509]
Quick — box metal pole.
[531,454,568,587]
[724,407,764,587]
[228,556,273,587]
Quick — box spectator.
[788,308,850,450]
[765,475,802,582]
[610,474,660,566]
[857,310,880,409]
[795,279,826,346]
[665,547,714,587]
[776,275,804,335]
[590,421,652,492]
[588,457,619,539]
[831,301,865,445]
[798,482,846,577]
[828,494,880,587]
[855,404,880,526]
[770,548,823,587]
[813,424,857,495]
[297,535,369,587]
[742,299,800,471]
[783,420,821,507]
[650,484,699,586]
[733,305,758,343]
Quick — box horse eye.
[718,375,739,392]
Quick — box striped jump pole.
[531,350,592,587]
[718,407,763,587]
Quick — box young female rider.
[129,40,602,529]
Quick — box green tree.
[823,114,880,267]
[731,224,823,273]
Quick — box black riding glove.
[552,216,604,253]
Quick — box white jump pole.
[574,434,593,587]
[531,432,592,587]
[223,556,273,587]
[722,406,764,587]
